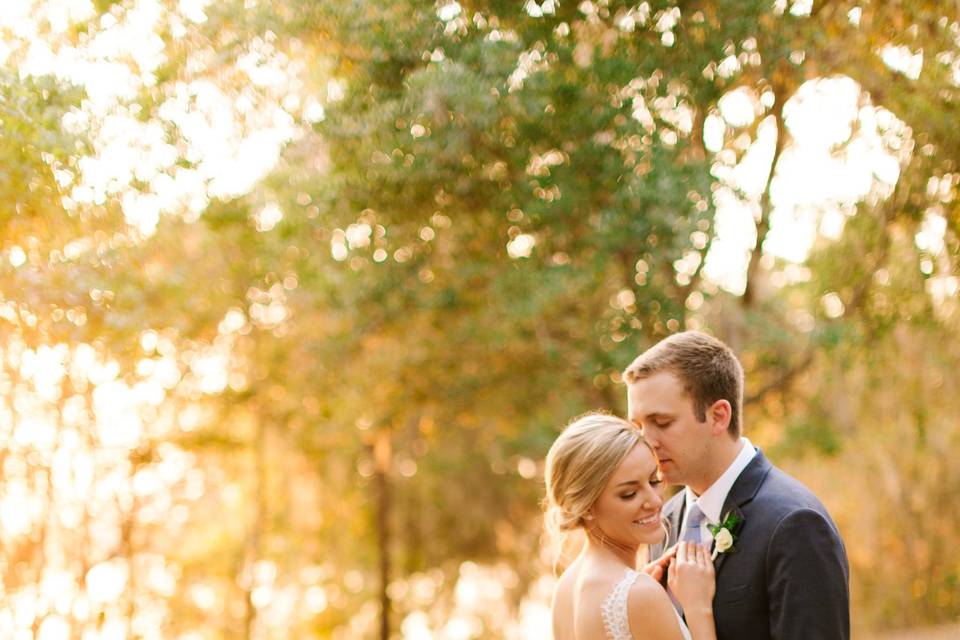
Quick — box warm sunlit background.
[2,1,959,638]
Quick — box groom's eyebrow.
[644,411,672,420]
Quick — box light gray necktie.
[681,503,704,544]
[669,502,706,615]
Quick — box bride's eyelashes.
[620,478,660,500]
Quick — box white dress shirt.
[680,437,757,545]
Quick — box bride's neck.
[583,533,639,569]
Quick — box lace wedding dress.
[601,568,693,640]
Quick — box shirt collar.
[684,437,757,524]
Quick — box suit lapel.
[667,491,685,546]
[650,490,685,563]
[712,504,746,574]
[655,490,685,591]
[712,449,773,575]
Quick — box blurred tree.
[1,0,959,638]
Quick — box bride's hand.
[667,541,715,616]
[642,544,678,584]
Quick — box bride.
[545,413,716,640]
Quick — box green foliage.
[0,70,85,229]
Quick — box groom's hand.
[642,544,679,584]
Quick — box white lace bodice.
[600,569,693,640]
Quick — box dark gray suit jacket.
[651,449,850,640]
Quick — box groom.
[625,331,849,639]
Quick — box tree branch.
[744,348,815,406]
[742,79,788,307]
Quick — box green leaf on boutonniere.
[707,511,743,536]
[707,511,744,557]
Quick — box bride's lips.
[633,511,661,527]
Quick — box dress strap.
[600,568,638,640]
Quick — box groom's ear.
[707,399,732,436]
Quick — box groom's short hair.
[623,330,744,438]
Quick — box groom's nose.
[643,430,661,449]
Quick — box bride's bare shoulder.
[626,573,683,640]
[552,571,573,606]
[625,571,667,605]
[551,562,580,640]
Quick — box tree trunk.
[243,413,267,640]
[742,81,788,309]
[374,430,392,640]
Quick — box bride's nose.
[643,491,663,511]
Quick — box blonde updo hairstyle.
[544,412,645,541]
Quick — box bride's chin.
[640,525,666,545]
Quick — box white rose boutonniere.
[714,527,734,553]
[707,511,743,560]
